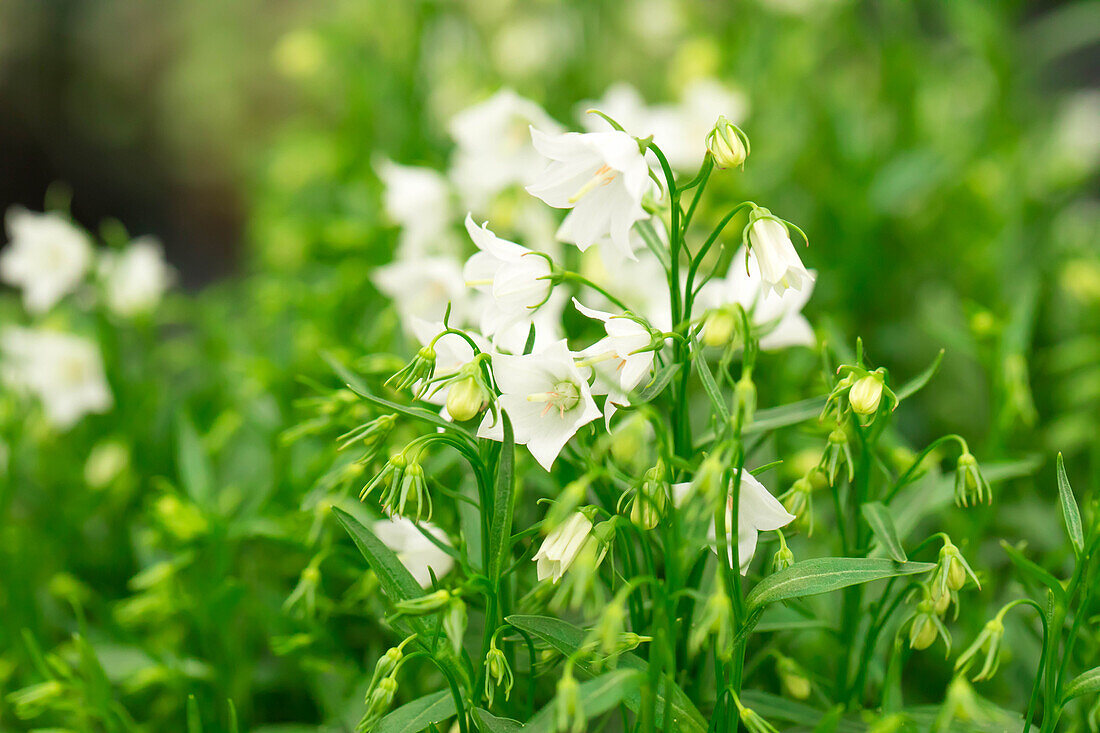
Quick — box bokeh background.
[1,0,1098,729]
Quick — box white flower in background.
[373,256,472,330]
[573,299,655,394]
[1,327,112,429]
[580,246,672,331]
[533,512,592,583]
[375,158,456,257]
[526,129,652,261]
[462,215,552,337]
[478,340,601,470]
[0,208,94,314]
[373,516,454,588]
[449,89,564,209]
[673,472,794,575]
[746,212,813,296]
[99,237,172,317]
[409,317,490,410]
[696,246,816,351]
[491,289,567,355]
[580,80,748,171]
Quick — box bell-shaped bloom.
[375,158,456,257]
[695,246,815,351]
[449,89,564,209]
[526,129,651,261]
[673,472,794,575]
[1,208,93,314]
[373,516,454,588]
[573,299,654,394]
[746,214,813,297]
[462,215,552,337]
[99,237,172,317]
[533,512,592,583]
[1,327,112,429]
[372,256,473,331]
[478,340,602,470]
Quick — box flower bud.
[821,427,854,485]
[776,656,812,700]
[443,597,468,656]
[954,452,992,507]
[706,116,750,169]
[445,375,489,422]
[772,531,794,572]
[732,693,779,733]
[484,637,514,705]
[702,308,738,347]
[555,667,585,733]
[393,589,451,615]
[386,345,437,397]
[909,599,950,653]
[733,374,756,427]
[358,676,397,732]
[849,375,884,416]
[631,461,668,530]
[689,576,734,659]
[955,614,1005,682]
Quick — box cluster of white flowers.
[370,84,815,580]
[0,208,173,429]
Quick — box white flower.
[462,215,552,337]
[526,129,652,261]
[372,256,472,329]
[373,516,454,588]
[99,237,172,317]
[375,158,456,257]
[573,299,654,394]
[1,327,112,429]
[449,89,564,209]
[579,245,672,331]
[673,472,794,575]
[478,340,602,470]
[490,288,567,356]
[1,208,94,314]
[746,213,813,297]
[696,246,815,351]
[533,512,592,583]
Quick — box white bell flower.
[1,327,112,429]
[373,256,473,330]
[673,472,794,575]
[533,512,592,583]
[746,212,813,297]
[375,158,456,257]
[99,237,172,317]
[572,299,655,394]
[449,89,564,209]
[491,289,567,356]
[1,208,93,314]
[696,246,815,351]
[526,129,652,261]
[462,215,552,337]
[579,245,672,332]
[373,516,454,588]
[477,340,601,471]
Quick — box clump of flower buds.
[386,345,437,398]
[361,448,432,519]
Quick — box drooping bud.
[702,308,739,347]
[689,574,734,659]
[555,666,585,733]
[954,452,992,507]
[732,373,756,428]
[534,511,595,583]
[358,676,398,732]
[932,538,980,601]
[484,636,514,705]
[732,692,780,733]
[955,614,1006,682]
[821,427,854,485]
[909,599,951,653]
[776,655,812,700]
[445,374,489,422]
[386,345,437,398]
[443,597,468,656]
[772,531,794,572]
[781,475,815,535]
[849,374,884,417]
[393,589,452,615]
[706,116,750,170]
[631,460,668,530]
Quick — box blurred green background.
[1,0,1098,729]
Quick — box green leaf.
[745,396,826,435]
[1000,540,1067,605]
[472,708,525,733]
[333,507,424,602]
[635,362,681,403]
[690,336,731,423]
[635,219,671,270]
[506,615,706,733]
[187,695,203,733]
[895,349,944,400]
[1063,666,1100,702]
[746,558,934,611]
[376,691,456,733]
[861,502,907,562]
[525,670,641,733]
[177,415,213,506]
[1056,453,1084,556]
[487,415,515,582]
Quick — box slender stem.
[553,271,632,312]
[883,434,968,505]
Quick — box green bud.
[849,374,884,417]
[445,375,489,422]
[954,452,992,507]
[776,655,811,700]
[484,637,514,706]
[555,667,585,733]
[358,676,397,732]
[393,589,451,615]
[702,308,738,347]
[443,597,467,656]
[706,116,750,169]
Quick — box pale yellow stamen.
[569,164,617,203]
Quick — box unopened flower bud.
[689,576,734,658]
[358,676,397,732]
[443,597,467,656]
[733,374,756,427]
[776,655,811,700]
[849,375,884,416]
[772,531,794,572]
[706,116,750,169]
[732,693,779,733]
[956,614,1006,682]
[631,461,668,529]
[484,637,514,705]
[555,667,584,733]
[909,599,950,653]
[954,452,992,507]
[445,375,489,422]
[393,589,451,615]
[702,308,738,347]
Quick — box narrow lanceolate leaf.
[1056,453,1084,556]
[487,415,515,582]
[376,691,456,733]
[472,708,525,733]
[1000,540,1067,605]
[745,558,934,611]
[334,507,424,602]
[525,670,642,733]
[635,362,681,403]
[690,336,731,423]
[745,396,826,435]
[861,502,908,562]
[506,615,707,733]
[1063,666,1100,702]
[895,349,944,401]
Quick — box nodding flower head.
[706,116,750,169]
